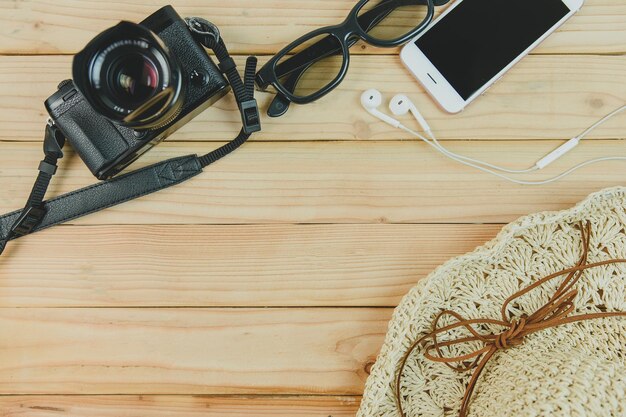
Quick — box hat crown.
[359,187,626,417]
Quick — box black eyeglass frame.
[256,0,445,108]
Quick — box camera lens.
[73,21,183,130]
[108,52,160,105]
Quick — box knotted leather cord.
[394,221,626,417]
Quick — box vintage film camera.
[45,6,229,179]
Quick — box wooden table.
[0,1,624,415]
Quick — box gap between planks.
[0,140,624,225]
[1,0,623,55]
[0,307,390,395]
[1,55,624,141]
[0,395,361,417]
[0,223,502,308]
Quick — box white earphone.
[389,93,432,134]
[361,90,402,128]
[360,89,626,185]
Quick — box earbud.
[360,89,402,128]
[359,89,626,185]
[389,94,431,134]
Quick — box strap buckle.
[239,99,261,134]
[10,205,46,237]
[44,120,65,159]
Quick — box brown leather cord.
[394,221,626,417]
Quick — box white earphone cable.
[424,130,539,173]
[400,125,552,184]
[575,105,626,142]
[399,104,626,185]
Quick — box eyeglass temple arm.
[268,3,395,116]
[268,2,396,116]
[273,0,443,83]
[267,64,310,117]
[270,0,441,116]
[274,0,399,80]
[272,0,444,82]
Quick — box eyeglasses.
[255,0,449,117]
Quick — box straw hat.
[358,187,626,417]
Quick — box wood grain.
[1,0,624,55]
[0,308,388,395]
[1,55,625,142]
[0,396,361,417]
[0,140,623,226]
[0,1,624,414]
[0,224,502,307]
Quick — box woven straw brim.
[358,187,626,417]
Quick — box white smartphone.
[401,0,584,113]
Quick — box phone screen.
[415,0,570,100]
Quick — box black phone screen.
[415,0,571,100]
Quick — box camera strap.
[0,19,260,256]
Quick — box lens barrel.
[73,21,183,130]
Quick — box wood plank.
[0,140,623,226]
[0,0,623,55]
[0,396,361,417]
[0,224,502,307]
[1,55,625,142]
[0,308,389,395]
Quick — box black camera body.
[45,6,229,179]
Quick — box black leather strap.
[0,18,260,255]
[0,154,202,249]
